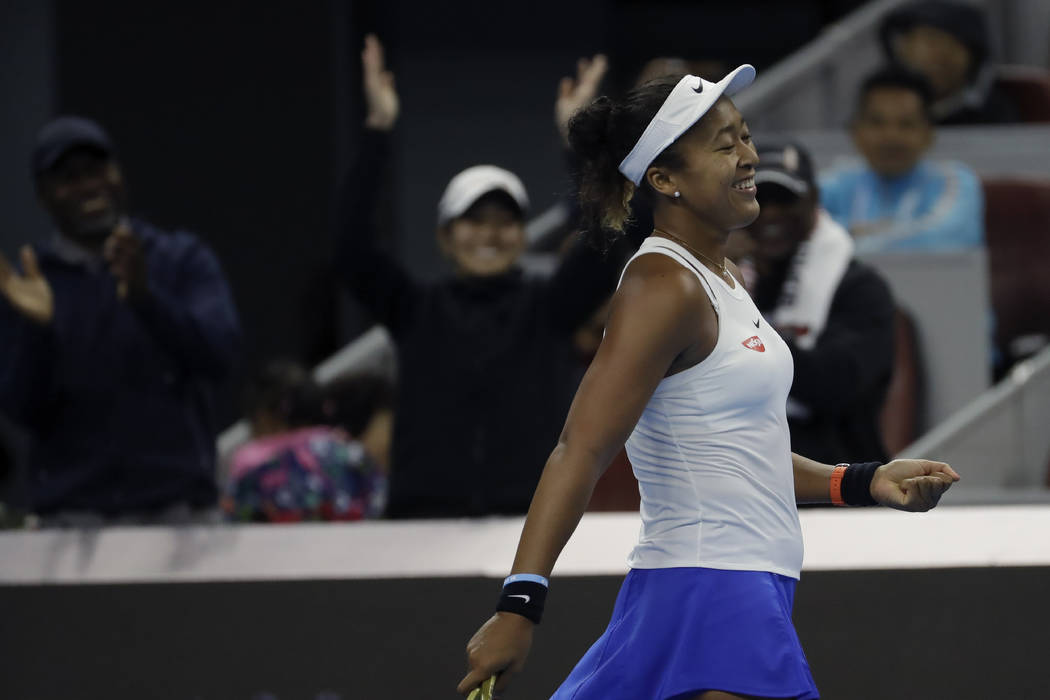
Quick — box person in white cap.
[337,36,634,519]
[459,67,960,699]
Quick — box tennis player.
[457,66,960,700]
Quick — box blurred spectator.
[735,143,896,464]
[0,116,241,527]
[880,0,1018,125]
[338,37,638,518]
[224,361,385,523]
[322,373,395,473]
[820,68,984,253]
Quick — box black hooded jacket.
[880,0,1018,125]
[337,129,641,517]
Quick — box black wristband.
[495,580,547,624]
[843,461,881,506]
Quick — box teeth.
[81,196,110,212]
[733,176,755,190]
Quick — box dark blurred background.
[0,0,867,426]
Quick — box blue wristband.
[503,573,549,588]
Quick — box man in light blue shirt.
[820,67,984,254]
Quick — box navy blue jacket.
[0,220,240,514]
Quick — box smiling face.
[852,86,932,178]
[744,185,817,264]
[438,191,526,277]
[37,146,126,241]
[646,97,760,233]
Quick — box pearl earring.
[673,191,681,199]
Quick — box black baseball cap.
[754,143,816,198]
[32,116,115,176]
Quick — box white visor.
[437,165,529,227]
[618,64,757,186]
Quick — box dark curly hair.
[567,75,687,237]
[245,360,323,429]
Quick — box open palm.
[362,34,399,131]
[0,246,54,325]
[555,54,608,144]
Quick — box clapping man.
[0,116,241,526]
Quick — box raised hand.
[555,54,608,145]
[457,612,534,697]
[870,459,961,512]
[103,221,148,301]
[362,33,399,131]
[0,245,54,325]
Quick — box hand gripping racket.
[466,674,496,700]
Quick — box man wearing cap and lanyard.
[338,36,639,518]
[0,116,241,526]
[735,143,896,465]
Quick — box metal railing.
[215,326,394,469]
[734,0,994,131]
[902,345,1050,490]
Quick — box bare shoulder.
[609,252,715,345]
[617,252,709,307]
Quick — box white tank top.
[619,237,804,579]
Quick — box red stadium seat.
[880,308,924,456]
[981,178,1050,368]
[995,65,1050,123]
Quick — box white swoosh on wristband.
[507,594,531,603]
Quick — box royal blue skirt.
[550,567,819,700]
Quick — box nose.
[476,223,499,242]
[739,140,759,171]
[67,172,108,197]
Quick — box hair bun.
[567,77,679,236]
[567,96,616,166]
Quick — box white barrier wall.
[3,506,1050,584]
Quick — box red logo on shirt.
[741,336,765,352]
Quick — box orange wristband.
[830,464,848,506]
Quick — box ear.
[508,221,528,246]
[921,122,935,150]
[106,161,125,182]
[802,193,820,231]
[436,224,453,258]
[35,177,54,209]
[848,116,860,137]
[644,165,678,199]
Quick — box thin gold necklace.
[652,227,731,281]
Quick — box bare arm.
[457,255,716,695]
[793,452,836,504]
[793,451,960,510]
[517,256,716,573]
[757,254,961,510]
